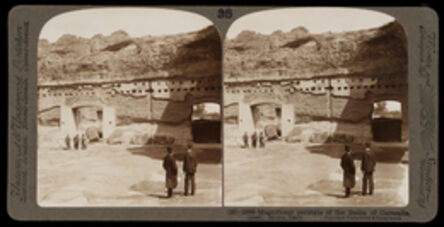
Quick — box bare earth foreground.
[38,127,221,207]
[225,141,408,207]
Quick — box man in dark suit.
[361,143,376,195]
[183,144,198,196]
[251,132,257,148]
[73,134,79,150]
[65,134,71,150]
[259,131,265,148]
[81,134,87,150]
[162,147,178,198]
[340,145,356,198]
[242,132,249,148]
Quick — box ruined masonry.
[38,77,221,144]
[38,78,221,144]
[223,21,408,143]
[38,26,222,145]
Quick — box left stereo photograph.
[37,7,222,207]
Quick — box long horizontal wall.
[38,76,222,145]
[224,74,408,143]
[38,76,222,124]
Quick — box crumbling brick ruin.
[38,26,222,145]
[224,21,408,144]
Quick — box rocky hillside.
[38,26,221,84]
[224,21,407,81]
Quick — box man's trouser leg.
[345,187,350,197]
[184,174,190,195]
[167,188,172,198]
[368,172,374,195]
[190,173,195,195]
[362,173,368,195]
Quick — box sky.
[193,103,220,114]
[376,101,402,112]
[226,7,395,39]
[39,8,213,42]
[204,103,220,114]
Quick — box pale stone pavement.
[37,127,407,207]
[224,141,408,207]
[38,130,222,207]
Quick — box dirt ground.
[224,140,408,207]
[37,126,222,207]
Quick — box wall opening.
[191,102,221,143]
[371,100,402,142]
[251,103,282,139]
[38,106,61,126]
[72,105,104,141]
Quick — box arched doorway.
[191,102,221,143]
[371,100,403,142]
[250,103,282,138]
[72,105,104,141]
[72,105,103,131]
[38,105,61,127]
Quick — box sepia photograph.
[223,8,409,206]
[37,8,222,206]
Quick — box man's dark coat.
[163,154,178,189]
[340,152,356,188]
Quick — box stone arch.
[249,102,281,127]
[367,93,408,142]
[190,98,221,144]
[237,91,294,137]
[61,99,116,139]
[370,99,405,142]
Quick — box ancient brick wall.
[223,74,408,143]
[38,76,221,145]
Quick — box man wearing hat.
[162,147,178,198]
[183,144,198,196]
[361,143,377,195]
[340,145,356,197]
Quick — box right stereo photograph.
[223,8,409,207]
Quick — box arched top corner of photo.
[38,7,218,43]
[225,7,405,40]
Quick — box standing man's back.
[163,147,178,198]
[183,144,198,196]
[251,132,257,148]
[73,134,79,150]
[65,134,71,150]
[242,132,249,148]
[340,145,356,197]
[259,131,265,148]
[361,143,377,195]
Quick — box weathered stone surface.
[150,135,175,145]
[86,126,101,142]
[264,124,280,140]
[107,128,141,145]
[224,21,406,81]
[38,26,221,84]
[38,26,222,145]
[223,103,238,123]
[285,127,303,143]
[105,94,150,122]
[130,133,151,145]
[38,106,60,126]
[150,99,191,123]
[224,21,408,143]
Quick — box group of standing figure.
[340,143,377,198]
[242,131,266,149]
[162,144,198,198]
[65,133,88,150]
